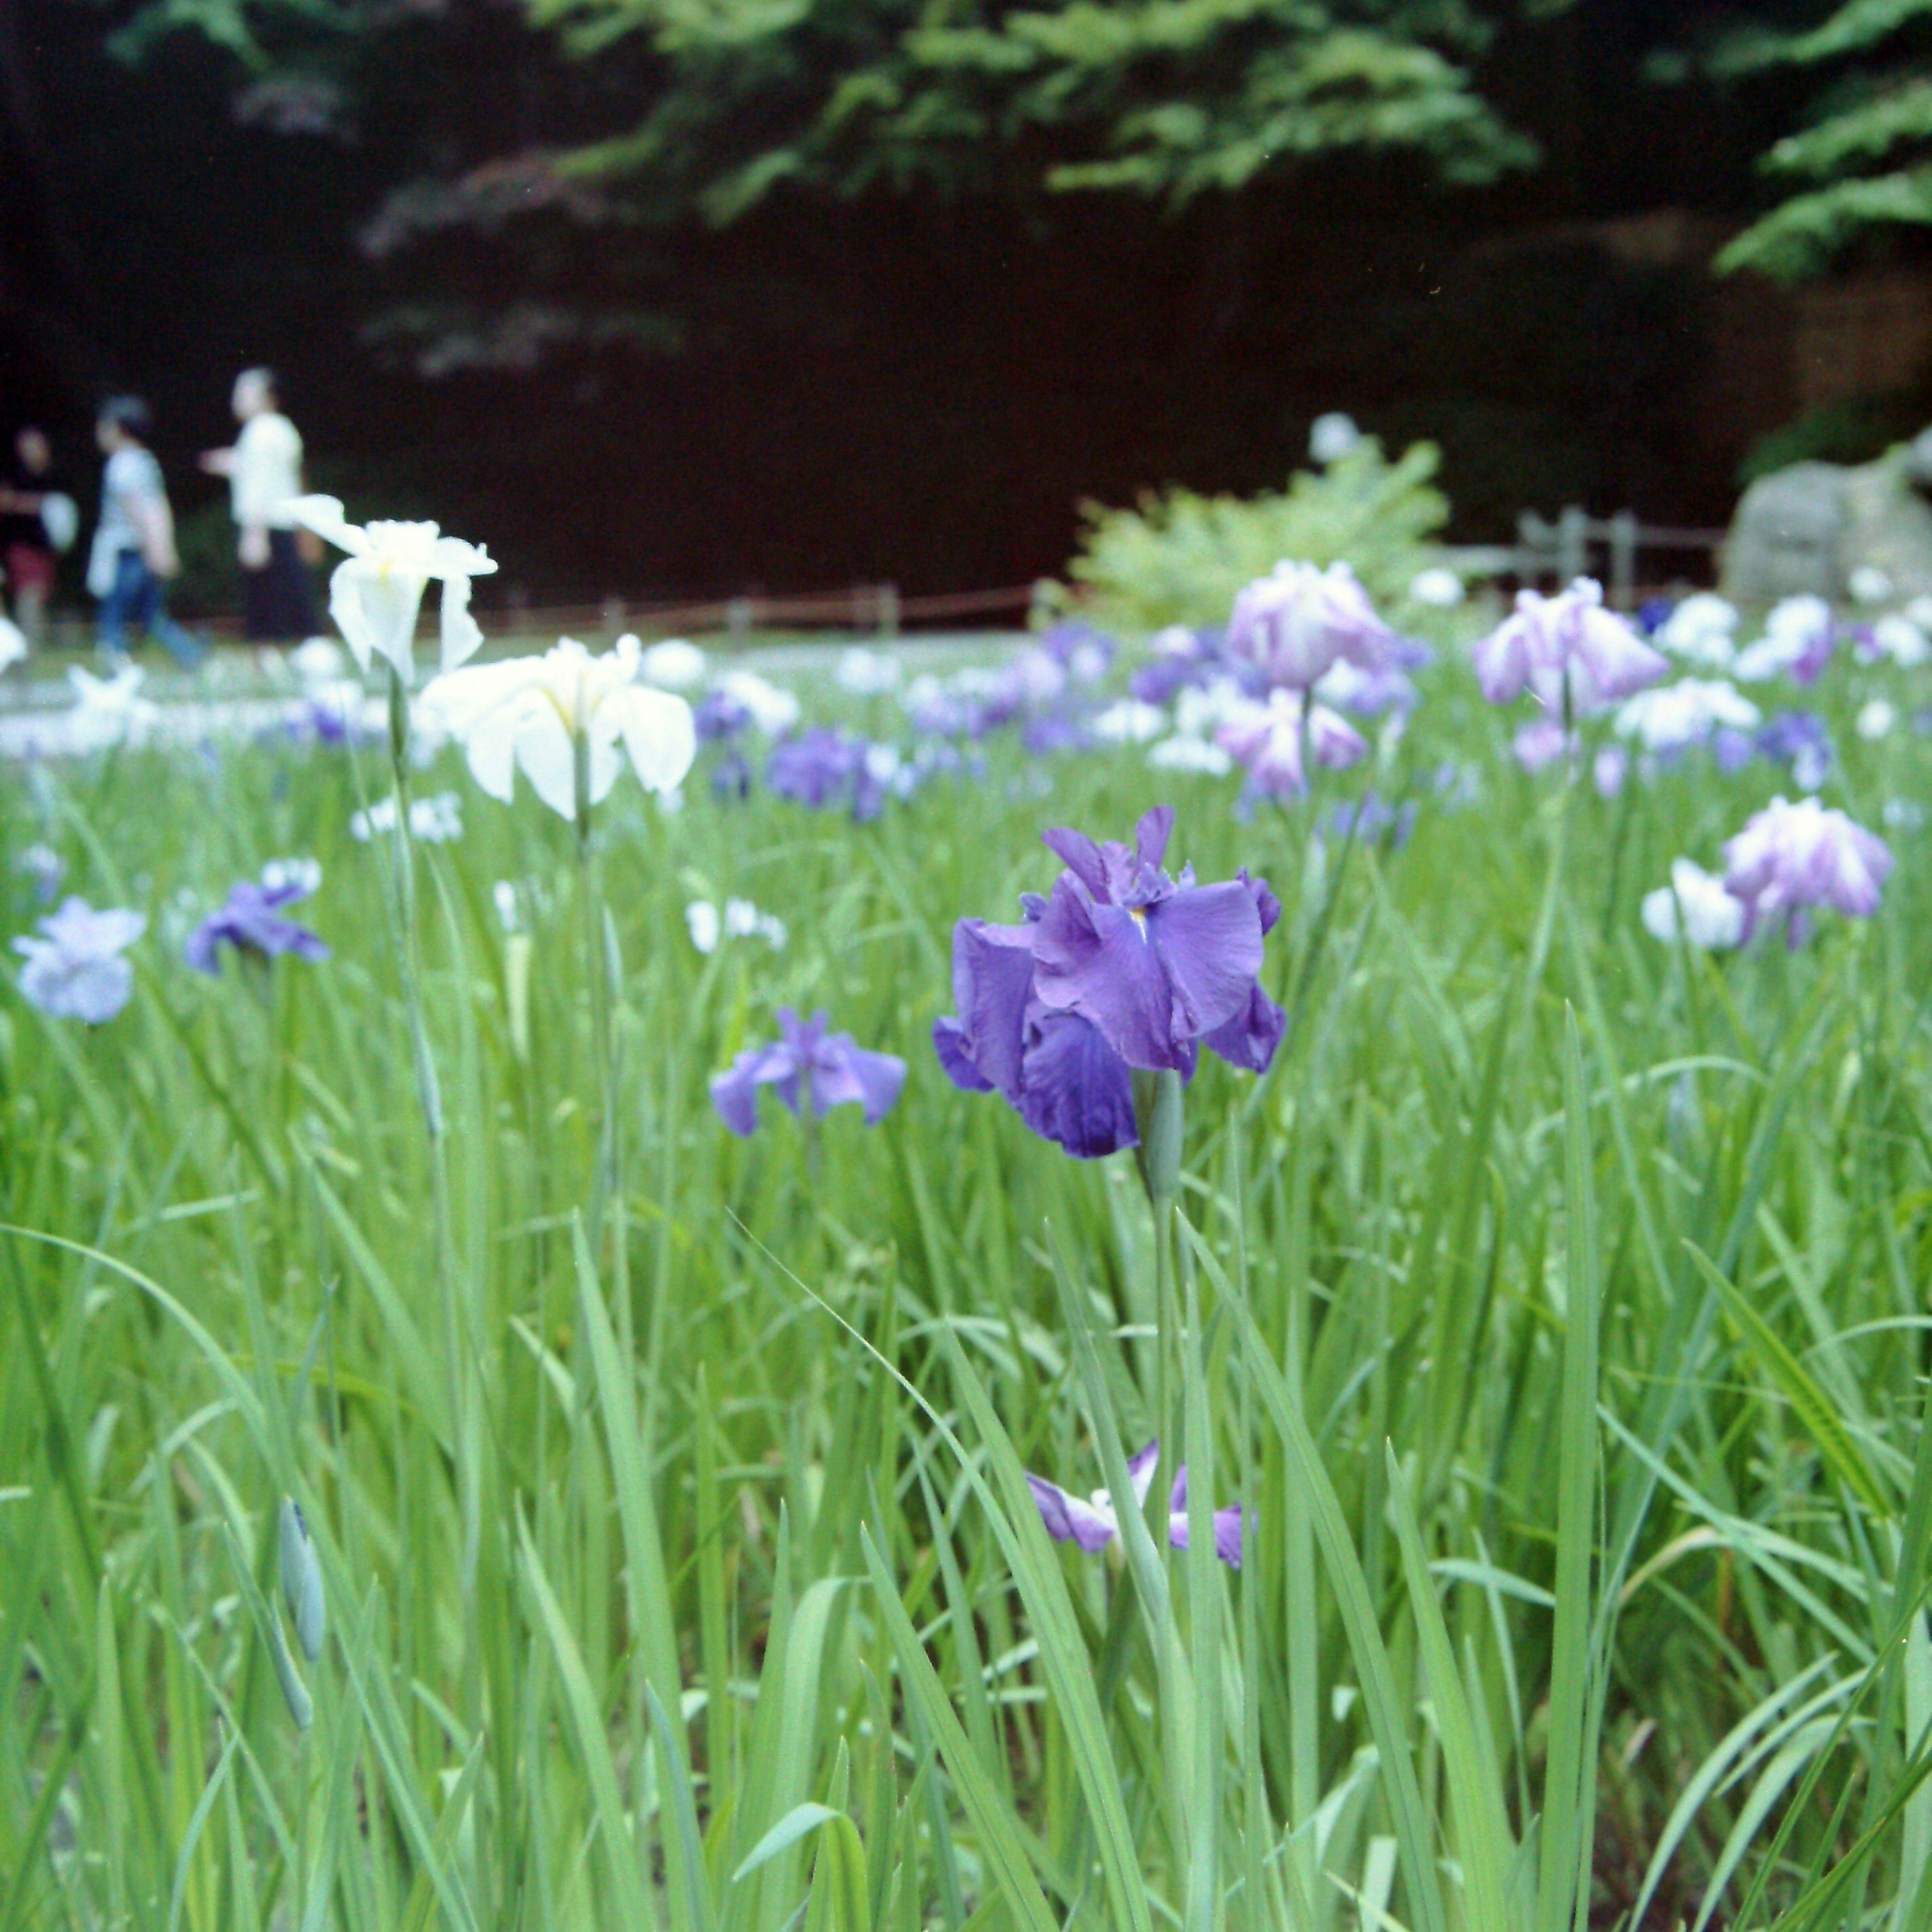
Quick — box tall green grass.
[3,653,1931,1930]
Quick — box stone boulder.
[1722,440,1932,604]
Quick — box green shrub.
[1057,437,1451,634]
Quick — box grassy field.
[3,628,1931,1932]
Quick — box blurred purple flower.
[14,898,144,1022]
[1512,717,1574,773]
[767,728,902,820]
[695,686,753,743]
[1039,622,1116,679]
[1027,1439,1243,1568]
[186,877,329,974]
[1756,711,1834,790]
[1712,727,1757,776]
[1324,790,1417,849]
[710,1007,906,1135]
[1594,744,1629,798]
[17,844,64,903]
[1217,692,1367,799]
[1228,561,1404,692]
[1722,796,1892,940]
[1472,579,1667,714]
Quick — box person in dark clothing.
[0,427,69,645]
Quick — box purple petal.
[1027,1475,1117,1554]
[1128,1441,1161,1506]
[941,918,1037,1101]
[1202,984,1286,1074]
[1236,868,1281,938]
[1165,1503,1245,1569]
[1041,826,1110,898]
[708,1040,797,1136]
[1134,806,1174,870]
[933,1017,995,1093]
[1033,882,1187,1070]
[1015,1009,1139,1158]
[1144,881,1267,1043]
[810,1034,907,1125]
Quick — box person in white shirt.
[200,366,318,642]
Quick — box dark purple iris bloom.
[1712,727,1757,776]
[934,808,1283,1159]
[186,879,330,975]
[1033,807,1281,1075]
[1756,711,1834,786]
[767,728,897,820]
[695,687,752,743]
[1637,596,1677,639]
[710,1007,907,1136]
[1131,653,1208,707]
[1022,711,1093,757]
[711,751,753,801]
[1027,1440,1243,1568]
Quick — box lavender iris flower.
[1217,692,1367,800]
[186,877,330,974]
[14,898,145,1023]
[1027,1440,1243,1568]
[695,687,752,743]
[1471,578,1668,715]
[1228,560,1404,692]
[935,809,1283,1158]
[1722,796,1893,941]
[711,1007,907,1136]
[1324,790,1417,849]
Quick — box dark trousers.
[98,550,205,666]
[244,529,320,642]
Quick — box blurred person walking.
[88,396,206,668]
[200,367,318,642]
[0,427,76,646]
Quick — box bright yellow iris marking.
[1130,907,1150,940]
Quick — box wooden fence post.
[1558,505,1589,585]
[1607,510,1639,611]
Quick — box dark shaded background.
[0,0,1860,609]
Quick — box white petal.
[332,558,425,678]
[290,495,369,556]
[428,536,496,580]
[462,707,521,803]
[439,576,484,672]
[606,686,697,794]
[514,707,579,819]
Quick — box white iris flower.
[289,495,496,679]
[421,633,696,820]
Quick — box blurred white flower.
[1659,593,1739,669]
[262,857,322,896]
[67,664,159,751]
[1615,678,1759,754]
[1151,625,1198,656]
[350,789,465,843]
[493,880,521,932]
[1857,698,1898,741]
[1408,567,1465,608]
[421,634,696,820]
[639,637,708,689]
[1734,595,1835,683]
[836,647,901,695]
[0,615,27,671]
[1066,640,1110,684]
[1642,858,1745,951]
[1092,699,1167,744]
[687,896,786,955]
[1850,565,1895,606]
[1173,677,1254,737]
[289,495,496,678]
[1148,734,1233,775]
[291,636,346,684]
[1309,412,1362,465]
[715,669,800,737]
[1885,797,1925,831]
[1594,744,1629,797]
[1872,614,1929,667]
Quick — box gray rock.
[1722,440,1932,604]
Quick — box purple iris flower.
[14,898,145,1023]
[767,728,900,820]
[1722,795,1893,941]
[710,1007,907,1136]
[695,687,752,743]
[186,878,330,975]
[1472,579,1668,715]
[934,809,1283,1158]
[1228,561,1405,692]
[1039,622,1117,679]
[1755,712,1834,789]
[1028,1440,1243,1568]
